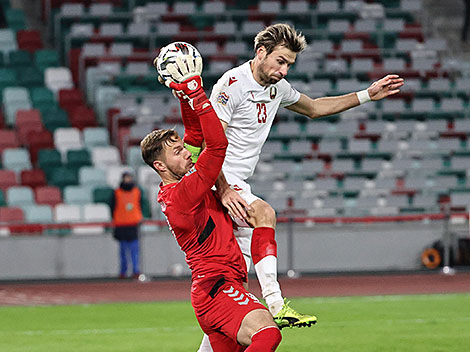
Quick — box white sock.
[254,255,283,312]
[197,334,213,352]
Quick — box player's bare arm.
[286,74,404,119]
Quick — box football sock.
[251,227,283,312]
[245,326,282,352]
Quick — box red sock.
[251,227,277,265]
[245,326,281,351]
[180,100,203,147]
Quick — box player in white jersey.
[180,23,403,351]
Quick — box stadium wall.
[1,221,461,280]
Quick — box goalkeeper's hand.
[165,74,212,113]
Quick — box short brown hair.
[254,23,307,56]
[140,129,179,171]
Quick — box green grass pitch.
[2,294,470,351]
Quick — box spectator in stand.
[110,172,144,279]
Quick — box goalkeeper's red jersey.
[157,98,247,284]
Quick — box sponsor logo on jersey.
[270,86,277,100]
[217,92,230,105]
[228,76,237,86]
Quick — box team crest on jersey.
[270,86,277,100]
[217,92,230,106]
[185,166,197,176]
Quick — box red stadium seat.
[58,88,84,113]
[69,105,97,130]
[27,130,54,164]
[0,207,24,223]
[16,109,42,126]
[16,30,43,53]
[35,185,62,207]
[0,170,17,191]
[0,130,20,154]
[21,169,47,189]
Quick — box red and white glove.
[166,75,212,113]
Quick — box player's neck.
[250,60,268,87]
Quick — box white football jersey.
[209,61,300,180]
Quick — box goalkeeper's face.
[256,45,297,86]
[159,137,193,181]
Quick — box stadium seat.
[16,30,43,52]
[58,88,83,112]
[2,148,32,173]
[92,186,114,207]
[35,186,62,207]
[48,166,78,189]
[63,185,93,205]
[6,186,35,207]
[37,148,62,171]
[22,204,52,223]
[66,149,91,170]
[53,127,83,156]
[27,130,54,163]
[83,127,110,148]
[8,50,32,67]
[0,169,17,190]
[69,106,97,130]
[44,67,74,95]
[91,146,121,169]
[83,203,111,222]
[0,206,24,223]
[79,166,107,187]
[0,129,19,154]
[54,203,82,223]
[20,169,47,189]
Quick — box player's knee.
[250,201,276,228]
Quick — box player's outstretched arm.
[286,74,404,119]
[165,75,228,205]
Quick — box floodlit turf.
[2,294,470,351]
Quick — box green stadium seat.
[92,186,114,207]
[31,87,56,111]
[49,166,78,189]
[8,50,32,67]
[37,148,62,171]
[18,67,44,87]
[0,189,5,206]
[66,149,92,170]
[34,49,60,72]
[0,68,18,96]
[40,107,70,131]
[6,8,26,31]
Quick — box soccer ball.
[154,41,202,83]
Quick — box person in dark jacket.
[110,172,144,279]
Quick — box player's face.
[256,45,297,85]
[162,137,193,180]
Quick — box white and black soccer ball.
[155,41,202,83]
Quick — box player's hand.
[165,76,212,112]
[219,187,251,220]
[367,74,404,101]
[167,55,203,83]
